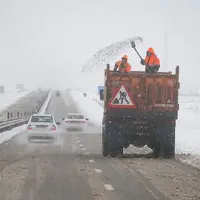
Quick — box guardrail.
[0,117,28,133]
[0,89,51,133]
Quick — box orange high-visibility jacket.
[145,48,160,67]
[115,60,131,72]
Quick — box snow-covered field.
[70,90,200,168]
[0,125,27,144]
[0,90,31,113]
[70,91,103,127]
[176,96,200,155]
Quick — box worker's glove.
[140,59,145,65]
[114,66,118,72]
[154,65,160,73]
[153,69,158,73]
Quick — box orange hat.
[122,55,128,60]
[147,47,155,54]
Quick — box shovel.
[131,41,143,60]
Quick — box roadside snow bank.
[69,91,103,126]
[0,125,26,144]
[0,90,31,113]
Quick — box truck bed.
[104,65,180,118]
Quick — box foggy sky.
[0,0,199,92]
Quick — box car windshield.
[67,115,84,119]
[31,116,53,123]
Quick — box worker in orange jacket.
[114,55,131,73]
[141,47,160,74]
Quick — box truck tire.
[152,143,161,158]
[117,146,123,157]
[149,134,161,158]
[110,150,116,158]
[102,123,123,158]
[110,146,123,158]
[102,128,109,157]
[102,139,109,157]
[163,126,175,158]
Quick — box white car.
[26,114,59,142]
[64,113,88,131]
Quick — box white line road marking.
[147,189,159,200]
[104,184,114,191]
[85,152,90,155]
[82,148,86,150]
[94,169,102,173]
[80,144,83,147]
[88,160,95,163]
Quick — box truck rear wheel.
[102,128,109,157]
[154,125,175,158]
[117,146,123,157]
[163,126,175,158]
[163,144,175,158]
[152,143,161,158]
[102,140,109,157]
[102,123,123,158]
[110,146,123,158]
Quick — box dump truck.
[100,64,180,158]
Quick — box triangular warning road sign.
[109,84,136,108]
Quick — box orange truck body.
[101,64,180,158]
[104,65,179,116]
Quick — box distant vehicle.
[0,85,5,93]
[64,113,88,131]
[26,114,60,143]
[56,90,60,97]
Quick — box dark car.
[56,90,60,97]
